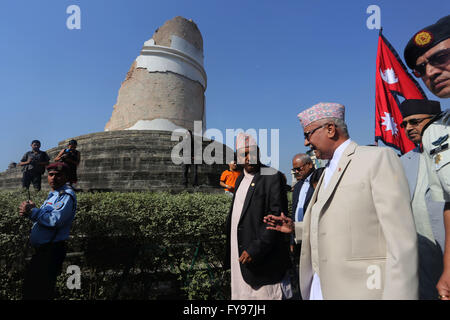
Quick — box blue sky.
[0,0,449,180]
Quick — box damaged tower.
[105,16,207,132]
[0,17,230,192]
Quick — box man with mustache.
[404,15,450,99]
[265,102,418,299]
[399,99,445,299]
[404,14,450,300]
[224,133,291,299]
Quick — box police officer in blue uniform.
[19,162,77,300]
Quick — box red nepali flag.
[375,30,427,154]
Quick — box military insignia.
[435,154,442,165]
[430,143,449,156]
[54,201,64,210]
[414,30,433,47]
[432,134,449,146]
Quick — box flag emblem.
[375,30,426,154]
[380,68,398,84]
[381,112,399,136]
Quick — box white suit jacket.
[295,142,418,299]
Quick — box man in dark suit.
[224,133,291,299]
[291,154,316,223]
[290,153,323,299]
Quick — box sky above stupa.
[0,0,448,179]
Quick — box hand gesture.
[437,269,450,300]
[263,212,294,234]
[239,250,252,264]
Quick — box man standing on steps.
[18,140,50,192]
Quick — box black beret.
[46,162,70,173]
[399,99,441,118]
[404,15,450,70]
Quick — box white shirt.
[310,138,351,300]
[322,139,352,189]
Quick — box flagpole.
[375,27,382,147]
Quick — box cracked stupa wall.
[105,16,207,133]
[0,16,230,192]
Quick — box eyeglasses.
[292,164,306,172]
[412,48,450,78]
[304,123,330,140]
[399,116,434,128]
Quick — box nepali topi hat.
[236,133,257,150]
[46,162,70,173]
[399,99,442,118]
[297,102,345,128]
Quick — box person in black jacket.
[18,140,50,191]
[224,133,291,299]
[54,140,80,187]
[290,153,324,299]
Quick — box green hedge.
[0,190,233,300]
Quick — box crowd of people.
[15,14,450,300]
[228,15,450,300]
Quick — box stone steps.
[0,130,233,193]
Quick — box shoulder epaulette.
[58,187,76,203]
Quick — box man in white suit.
[265,102,419,299]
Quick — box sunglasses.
[412,48,450,78]
[399,116,434,129]
[291,163,308,172]
[304,123,332,140]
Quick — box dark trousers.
[290,242,303,300]
[22,171,42,191]
[182,164,198,186]
[418,234,444,300]
[22,241,67,300]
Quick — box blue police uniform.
[28,185,77,247]
[23,184,77,300]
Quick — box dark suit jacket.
[224,166,291,288]
[292,179,314,222]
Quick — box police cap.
[46,162,70,174]
[404,15,450,70]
